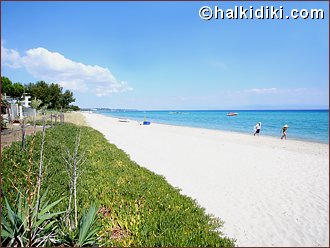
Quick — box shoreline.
[84,111,329,145]
[82,112,329,246]
[88,110,329,145]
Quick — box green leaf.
[1,228,13,239]
[35,211,65,228]
[43,220,57,231]
[17,194,23,221]
[83,227,99,243]
[5,197,15,227]
[38,197,64,217]
[78,204,98,245]
[39,188,49,208]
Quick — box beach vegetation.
[2,123,236,247]
[57,204,100,246]
[1,192,64,247]
[31,97,43,109]
[1,131,64,247]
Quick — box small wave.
[169,112,189,115]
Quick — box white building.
[22,94,31,108]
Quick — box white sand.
[83,112,329,247]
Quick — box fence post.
[21,118,26,150]
[55,114,57,125]
[50,114,53,128]
[33,109,37,134]
[7,105,12,123]
[42,112,46,133]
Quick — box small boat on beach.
[118,118,129,122]
[227,112,238,116]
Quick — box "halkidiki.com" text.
[199,5,325,20]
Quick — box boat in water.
[227,112,238,116]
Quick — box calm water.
[95,109,329,143]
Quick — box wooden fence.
[1,112,65,149]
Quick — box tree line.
[1,76,79,110]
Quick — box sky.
[1,1,329,110]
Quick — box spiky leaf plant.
[57,204,100,247]
[1,190,64,247]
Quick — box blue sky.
[1,1,329,110]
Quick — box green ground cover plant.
[2,123,235,247]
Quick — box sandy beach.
[82,112,329,247]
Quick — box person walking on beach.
[254,122,262,136]
[281,124,289,140]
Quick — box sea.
[93,109,329,144]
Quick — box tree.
[59,90,76,109]
[67,105,80,111]
[1,76,13,96]
[1,77,24,98]
[25,81,54,108]
[25,81,75,110]
[2,76,77,110]
[11,82,24,98]
[25,81,48,106]
[48,83,62,109]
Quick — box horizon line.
[81,108,329,111]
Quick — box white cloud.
[236,87,328,108]
[244,88,278,94]
[95,81,133,96]
[1,42,132,96]
[243,87,324,96]
[1,41,22,68]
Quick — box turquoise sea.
[94,109,329,144]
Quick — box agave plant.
[58,204,100,247]
[1,190,64,247]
